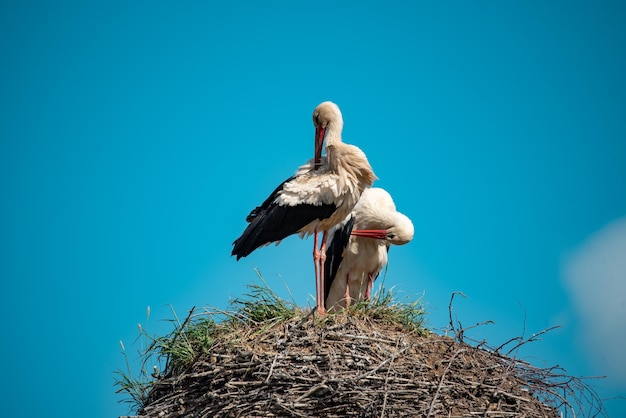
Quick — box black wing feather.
[232,185,337,259]
[323,215,355,303]
[245,175,296,222]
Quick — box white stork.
[324,187,414,312]
[231,101,376,315]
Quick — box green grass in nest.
[344,284,429,335]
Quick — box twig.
[328,332,396,344]
[164,306,196,373]
[264,353,279,383]
[293,307,316,329]
[426,348,466,418]
[505,326,561,356]
[354,346,410,381]
[380,338,402,418]
[293,384,331,403]
[448,291,466,342]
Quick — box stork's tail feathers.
[231,229,261,260]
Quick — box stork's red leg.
[344,273,351,308]
[317,230,328,315]
[313,230,323,314]
[365,273,373,299]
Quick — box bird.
[232,101,377,315]
[323,187,414,312]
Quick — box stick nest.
[117,285,605,417]
[133,313,589,417]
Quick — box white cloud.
[562,216,626,385]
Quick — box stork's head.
[351,212,414,246]
[384,212,414,245]
[312,101,343,167]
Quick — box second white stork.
[231,101,376,315]
[324,187,414,312]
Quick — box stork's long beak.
[314,126,325,168]
[351,229,388,239]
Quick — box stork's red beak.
[314,126,325,168]
[351,229,388,239]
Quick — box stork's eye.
[387,233,396,239]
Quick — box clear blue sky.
[1,1,625,417]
